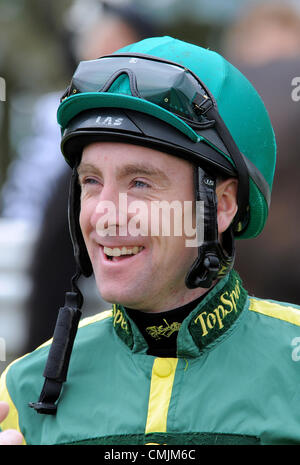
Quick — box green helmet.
[58,36,276,235]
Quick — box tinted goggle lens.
[63,54,211,122]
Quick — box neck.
[125,293,206,356]
[121,285,212,314]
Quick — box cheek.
[79,211,85,238]
[79,198,94,239]
[154,234,197,273]
[149,199,197,263]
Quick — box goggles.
[61,53,216,127]
[60,53,272,233]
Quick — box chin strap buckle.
[203,253,220,275]
[185,166,234,290]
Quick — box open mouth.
[103,246,144,262]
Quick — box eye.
[85,178,99,184]
[131,179,151,189]
[80,177,100,186]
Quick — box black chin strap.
[185,166,235,289]
[192,92,250,233]
[29,270,83,415]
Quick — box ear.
[216,178,238,234]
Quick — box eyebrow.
[116,163,170,184]
[77,162,171,185]
[77,163,100,177]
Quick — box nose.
[90,184,128,235]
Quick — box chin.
[94,265,150,308]
[97,280,136,307]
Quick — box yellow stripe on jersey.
[78,309,113,328]
[145,358,178,434]
[33,309,113,351]
[249,298,300,327]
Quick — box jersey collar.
[112,269,248,358]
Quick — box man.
[0,36,299,445]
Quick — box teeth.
[112,248,121,257]
[104,246,143,257]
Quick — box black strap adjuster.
[192,92,214,115]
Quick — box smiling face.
[78,141,207,312]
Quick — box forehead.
[80,141,194,179]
